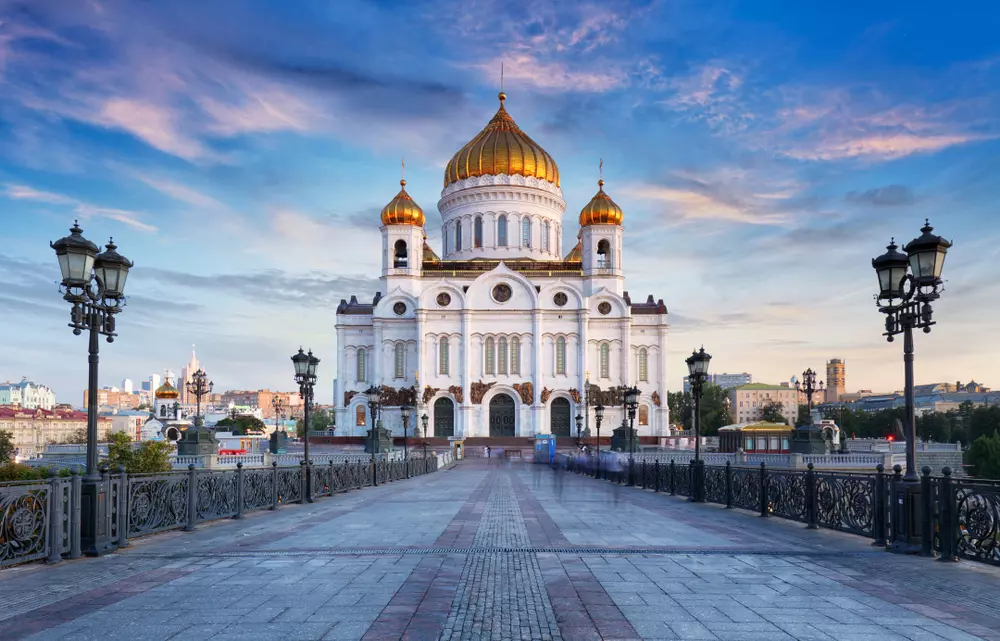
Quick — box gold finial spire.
[599,158,604,188]
[498,62,506,103]
[401,157,406,187]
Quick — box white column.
[657,323,669,435]
[416,309,426,404]
[530,309,543,436]
[373,321,384,389]
[578,308,589,434]
[620,319,631,386]
[461,311,472,437]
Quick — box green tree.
[216,416,267,435]
[965,431,1000,480]
[296,408,332,439]
[105,431,172,474]
[796,404,811,427]
[667,391,691,431]
[698,384,731,435]
[60,428,87,444]
[0,429,14,463]
[760,401,787,424]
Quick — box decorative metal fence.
[558,454,999,569]
[2,455,442,569]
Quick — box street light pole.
[51,222,132,556]
[185,369,213,428]
[365,385,381,486]
[871,220,952,554]
[624,386,639,486]
[594,403,604,479]
[575,413,583,451]
[401,404,412,478]
[271,396,284,436]
[685,347,712,503]
[292,348,320,502]
[795,369,824,425]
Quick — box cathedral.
[333,92,670,440]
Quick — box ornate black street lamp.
[685,346,711,502]
[872,220,952,554]
[575,413,584,449]
[791,368,827,454]
[624,386,640,486]
[365,384,381,486]
[186,369,213,427]
[271,396,285,434]
[292,348,320,502]
[269,395,287,454]
[401,404,412,478]
[594,403,604,478]
[421,412,429,444]
[52,222,132,556]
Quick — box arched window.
[485,337,495,375]
[521,217,531,248]
[356,405,366,426]
[393,239,407,268]
[474,216,483,248]
[556,336,566,375]
[443,224,450,254]
[356,349,367,382]
[497,215,508,246]
[510,336,520,374]
[394,343,405,379]
[455,221,463,252]
[597,239,611,269]
[599,343,610,379]
[498,337,508,375]
[439,337,450,375]
[542,221,550,251]
[639,405,649,426]
[160,405,167,417]
[638,348,648,382]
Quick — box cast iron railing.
[2,456,442,569]
[558,454,1000,568]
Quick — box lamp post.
[51,222,132,556]
[795,369,824,424]
[365,385,381,486]
[685,346,711,503]
[421,413,429,445]
[624,386,640,486]
[401,404,412,478]
[575,413,584,450]
[271,396,285,435]
[292,348,320,502]
[185,369,213,428]
[594,403,604,478]
[871,220,952,554]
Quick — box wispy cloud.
[2,183,157,232]
[845,185,916,207]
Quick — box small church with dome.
[333,92,670,440]
[140,370,191,442]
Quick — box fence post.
[669,460,676,495]
[329,460,335,494]
[185,464,197,532]
[46,470,63,564]
[654,460,661,492]
[116,465,129,548]
[234,463,245,520]
[937,467,957,562]
[725,461,733,509]
[890,464,903,542]
[920,467,934,557]
[299,461,308,504]
[759,462,769,518]
[271,461,279,510]
[805,463,818,529]
[69,466,82,559]
[872,464,887,547]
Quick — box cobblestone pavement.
[1,460,999,640]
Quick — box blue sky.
[1,0,998,405]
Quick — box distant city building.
[82,388,141,410]
[729,383,798,426]
[825,358,845,403]
[122,378,134,394]
[143,373,161,394]
[0,406,111,460]
[178,346,203,405]
[219,389,303,419]
[101,409,149,441]
[683,372,752,393]
[0,378,57,410]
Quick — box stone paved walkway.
[1,460,999,640]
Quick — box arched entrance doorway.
[550,398,571,437]
[489,393,516,437]
[434,398,454,438]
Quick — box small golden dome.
[381,179,425,226]
[444,93,559,188]
[155,381,179,399]
[579,179,623,226]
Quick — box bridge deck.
[1,460,998,641]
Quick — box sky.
[1,0,999,406]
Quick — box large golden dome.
[579,180,623,226]
[444,93,559,188]
[381,180,425,226]
[155,381,179,399]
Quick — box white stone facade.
[0,378,56,410]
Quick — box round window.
[393,302,406,316]
[492,283,513,303]
[553,292,568,307]
[598,301,612,315]
[437,292,451,307]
